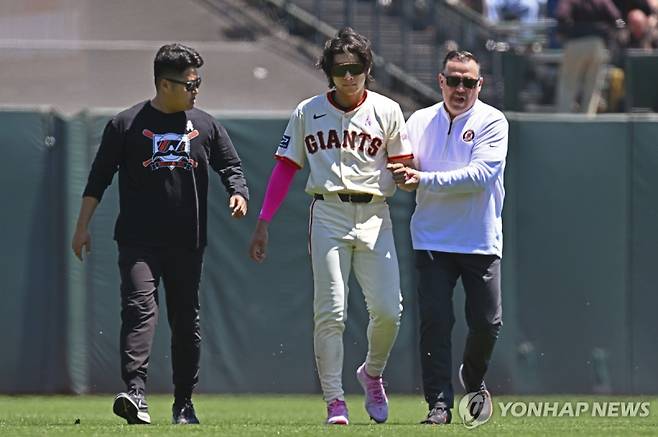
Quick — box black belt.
[314,193,374,203]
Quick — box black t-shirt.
[83,100,249,249]
[557,0,621,41]
[613,0,652,16]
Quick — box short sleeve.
[275,106,306,168]
[386,103,414,162]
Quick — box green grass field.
[1,394,656,436]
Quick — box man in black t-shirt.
[71,43,249,425]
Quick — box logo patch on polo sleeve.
[462,129,475,142]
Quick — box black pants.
[118,245,203,400]
[416,250,502,409]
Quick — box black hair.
[442,50,480,74]
[153,43,204,84]
[317,27,374,88]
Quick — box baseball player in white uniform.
[389,50,507,426]
[249,27,413,425]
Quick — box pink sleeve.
[258,158,299,222]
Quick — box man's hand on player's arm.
[249,219,269,263]
[387,160,420,192]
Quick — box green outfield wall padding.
[63,112,91,394]
[199,117,320,393]
[493,117,523,393]
[629,119,658,393]
[511,116,632,394]
[1,109,657,395]
[0,109,69,393]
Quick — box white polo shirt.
[405,99,508,257]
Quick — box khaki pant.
[556,36,608,114]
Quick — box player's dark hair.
[441,50,480,74]
[318,27,374,88]
[154,43,204,85]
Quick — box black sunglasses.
[164,77,202,92]
[443,75,479,89]
[330,63,365,77]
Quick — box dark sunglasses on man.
[330,63,365,77]
[164,77,202,92]
[443,75,480,89]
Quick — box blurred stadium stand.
[0,0,328,114]
[3,0,657,113]
[249,0,658,113]
[248,0,557,110]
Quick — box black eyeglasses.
[330,63,365,77]
[163,77,202,92]
[443,75,480,89]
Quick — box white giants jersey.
[275,90,413,197]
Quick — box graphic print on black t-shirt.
[141,127,200,171]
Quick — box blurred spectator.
[625,8,658,48]
[546,0,561,47]
[613,0,654,16]
[412,0,433,30]
[546,0,559,18]
[485,0,544,48]
[486,0,541,22]
[555,0,623,113]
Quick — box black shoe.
[172,398,200,424]
[421,404,452,425]
[113,390,151,424]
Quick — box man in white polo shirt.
[389,50,508,425]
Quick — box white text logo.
[498,402,651,418]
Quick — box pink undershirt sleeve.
[258,158,299,222]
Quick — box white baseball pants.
[309,194,403,402]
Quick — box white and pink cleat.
[326,399,349,425]
[356,363,389,423]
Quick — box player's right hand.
[249,220,269,263]
[72,228,92,261]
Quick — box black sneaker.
[113,390,151,424]
[421,403,452,425]
[172,398,200,424]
